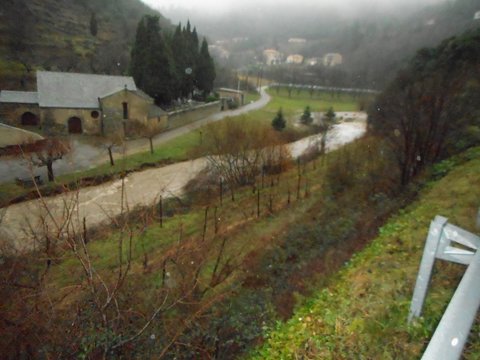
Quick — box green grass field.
[242,88,367,128]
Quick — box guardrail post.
[422,250,480,359]
[408,215,448,322]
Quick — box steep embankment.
[0,0,170,89]
[251,148,480,359]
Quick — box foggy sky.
[141,0,445,17]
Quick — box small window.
[122,102,128,119]
[91,110,99,119]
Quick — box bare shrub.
[131,119,165,154]
[198,117,292,199]
[324,135,399,197]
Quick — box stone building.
[286,54,304,64]
[217,88,245,108]
[323,53,343,67]
[0,71,167,135]
[263,49,283,65]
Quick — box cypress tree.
[130,15,177,105]
[171,23,190,98]
[130,17,147,88]
[196,38,216,97]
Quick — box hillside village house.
[286,54,304,64]
[263,49,283,65]
[0,71,167,136]
[323,53,343,67]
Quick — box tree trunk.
[47,160,54,182]
[149,138,154,154]
[320,132,327,156]
[108,147,114,166]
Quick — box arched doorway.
[68,116,82,134]
[21,112,39,126]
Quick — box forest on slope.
[0,0,170,89]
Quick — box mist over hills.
[161,0,480,88]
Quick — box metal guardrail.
[409,215,480,359]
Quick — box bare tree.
[29,138,70,182]
[131,119,165,154]
[105,131,124,166]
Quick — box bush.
[272,108,286,131]
[300,106,313,125]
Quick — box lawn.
[245,91,262,104]
[238,87,369,130]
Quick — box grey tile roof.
[0,91,38,104]
[100,88,153,102]
[134,89,154,101]
[37,71,137,109]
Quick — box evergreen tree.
[182,21,199,98]
[272,108,286,131]
[191,27,199,54]
[130,15,177,105]
[131,17,216,103]
[171,23,187,98]
[301,106,313,124]
[130,17,147,88]
[196,38,216,97]
[325,107,335,123]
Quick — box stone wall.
[40,108,101,135]
[100,90,152,125]
[0,103,41,127]
[167,101,221,130]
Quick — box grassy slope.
[250,149,480,359]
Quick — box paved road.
[0,89,271,183]
[0,118,365,251]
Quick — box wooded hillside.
[0,0,171,90]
